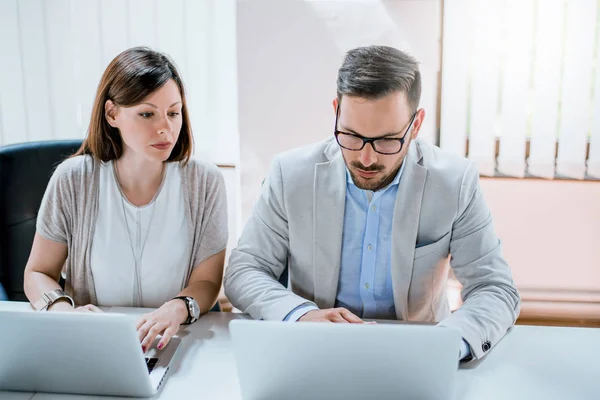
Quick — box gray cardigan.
[36,155,228,306]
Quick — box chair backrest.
[0,140,82,300]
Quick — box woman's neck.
[114,154,165,207]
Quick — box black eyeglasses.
[333,106,417,155]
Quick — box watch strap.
[33,289,75,311]
[173,296,195,325]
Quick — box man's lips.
[356,168,380,178]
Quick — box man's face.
[334,92,425,191]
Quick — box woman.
[24,47,228,352]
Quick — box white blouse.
[90,161,190,308]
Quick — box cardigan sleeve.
[36,157,81,244]
[189,161,229,267]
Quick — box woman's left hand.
[136,299,188,353]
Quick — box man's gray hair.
[336,45,421,112]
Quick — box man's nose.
[358,143,377,168]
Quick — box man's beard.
[348,162,399,191]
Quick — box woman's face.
[106,79,183,162]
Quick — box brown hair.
[74,47,193,163]
[337,45,421,113]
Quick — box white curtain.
[467,0,502,177]
[555,0,597,179]
[440,0,599,180]
[589,56,600,178]
[439,0,470,159]
[496,0,533,178]
[0,0,238,167]
[527,0,563,179]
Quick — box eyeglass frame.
[333,105,417,155]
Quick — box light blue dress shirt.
[335,163,404,319]
[283,162,471,360]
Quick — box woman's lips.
[151,142,172,150]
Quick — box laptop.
[230,320,461,400]
[0,310,181,397]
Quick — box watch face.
[188,297,200,319]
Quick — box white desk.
[1,301,599,400]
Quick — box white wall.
[481,178,600,319]
[237,0,441,222]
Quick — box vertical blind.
[440,0,600,180]
[0,0,238,167]
[3,0,599,179]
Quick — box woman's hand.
[136,299,188,353]
[74,304,103,313]
[48,301,102,313]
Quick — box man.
[224,45,520,361]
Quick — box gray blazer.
[224,137,520,360]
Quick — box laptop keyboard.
[145,357,159,373]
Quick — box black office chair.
[0,140,82,301]
[279,265,289,288]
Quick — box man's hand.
[298,307,364,323]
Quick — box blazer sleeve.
[191,164,228,267]
[437,162,521,360]
[224,156,317,320]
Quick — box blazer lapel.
[313,140,347,309]
[391,141,427,320]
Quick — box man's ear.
[105,100,119,127]
[411,108,426,140]
[332,98,338,114]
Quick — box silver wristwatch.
[33,289,75,311]
[173,296,200,325]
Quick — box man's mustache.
[351,162,384,172]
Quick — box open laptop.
[0,310,181,397]
[230,320,461,400]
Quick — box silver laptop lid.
[230,320,462,400]
[0,310,177,397]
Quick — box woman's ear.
[105,100,119,128]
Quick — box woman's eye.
[139,112,154,118]
[168,112,180,117]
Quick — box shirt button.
[367,244,372,251]
[364,283,370,290]
[371,205,377,212]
